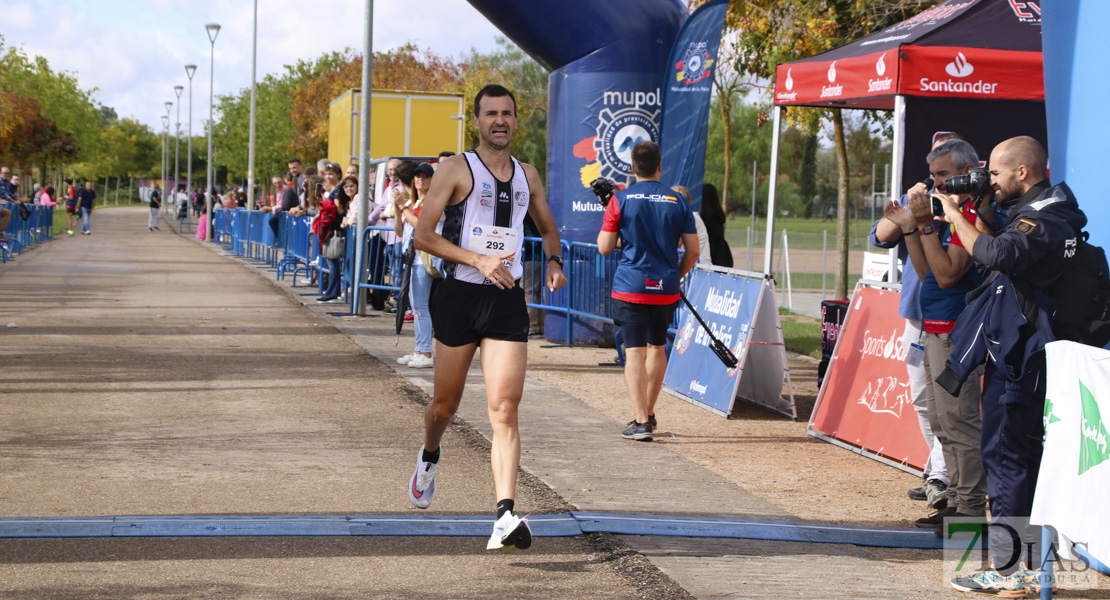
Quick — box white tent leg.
[888,95,906,283]
[763,105,783,276]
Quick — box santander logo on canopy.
[868,52,893,93]
[775,68,797,103]
[820,61,843,98]
[920,51,998,95]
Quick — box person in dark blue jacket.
[937,136,1086,596]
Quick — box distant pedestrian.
[77,181,96,235]
[149,184,162,231]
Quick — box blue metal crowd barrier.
[2,203,54,263]
[208,209,692,354]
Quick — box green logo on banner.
[1079,380,1110,476]
[1044,396,1062,439]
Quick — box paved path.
[0,207,955,599]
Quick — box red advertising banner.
[807,284,929,473]
[898,45,1044,100]
[773,51,897,106]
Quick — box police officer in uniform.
[937,136,1087,595]
[409,84,567,554]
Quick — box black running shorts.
[430,277,529,347]
[611,299,679,348]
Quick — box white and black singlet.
[441,151,530,285]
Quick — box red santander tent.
[758,0,1045,273]
[759,0,1045,472]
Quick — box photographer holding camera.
[933,136,1087,595]
[884,139,989,535]
[596,141,699,442]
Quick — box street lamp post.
[246,0,258,213]
[185,65,196,209]
[173,85,183,210]
[161,114,169,199]
[205,22,221,241]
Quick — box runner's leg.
[424,340,478,451]
[479,338,527,502]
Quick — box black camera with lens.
[931,166,991,216]
[939,166,991,196]
[589,177,618,208]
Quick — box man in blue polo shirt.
[884,139,989,535]
[76,181,96,235]
[598,141,699,442]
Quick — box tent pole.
[763,105,782,276]
[888,94,906,284]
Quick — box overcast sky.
[2,0,505,133]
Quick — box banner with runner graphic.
[663,266,795,419]
[1031,341,1110,569]
[659,0,729,211]
[807,282,928,474]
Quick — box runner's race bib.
[470,226,519,283]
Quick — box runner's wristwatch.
[548,255,564,269]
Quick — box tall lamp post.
[246,0,258,213]
[205,22,221,240]
[160,114,169,195]
[173,85,183,205]
[164,102,172,190]
[185,65,196,207]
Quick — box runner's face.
[473,94,516,151]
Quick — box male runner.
[410,84,567,553]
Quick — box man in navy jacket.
[938,136,1087,596]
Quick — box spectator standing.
[77,181,96,235]
[149,184,162,231]
[371,158,403,312]
[598,141,699,441]
[884,139,989,534]
[395,162,435,368]
[40,185,57,207]
[0,166,14,239]
[280,172,299,213]
[195,204,208,240]
[288,159,304,196]
[313,175,348,303]
[63,179,78,236]
[700,183,733,268]
[671,185,712,265]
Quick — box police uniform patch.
[1016,219,1037,234]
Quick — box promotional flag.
[659,0,729,211]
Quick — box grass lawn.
[723,215,880,251]
[778,307,822,359]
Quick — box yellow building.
[328,89,465,167]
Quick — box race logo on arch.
[571,88,662,203]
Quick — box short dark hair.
[288,158,302,166]
[284,171,295,182]
[474,84,516,116]
[396,160,418,188]
[631,141,661,178]
[438,151,455,158]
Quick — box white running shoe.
[408,446,439,509]
[407,353,434,368]
[397,353,416,365]
[486,511,532,553]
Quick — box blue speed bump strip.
[0,513,941,549]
